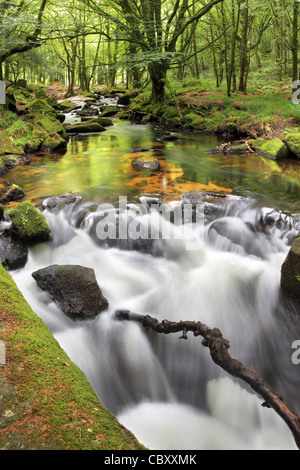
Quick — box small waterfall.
[11,194,300,450]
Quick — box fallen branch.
[115,309,300,450]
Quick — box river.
[2,112,300,450]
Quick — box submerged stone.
[31,264,109,319]
[132,158,160,171]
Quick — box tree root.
[115,309,300,450]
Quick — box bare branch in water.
[115,309,300,450]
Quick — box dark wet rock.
[0,234,28,270]
[281,236,300,301]
[42,194,80,213]
[132,158,160,171]
[0,204,3,221]
[0,184,25,204]
[77,107,99,117]
[100,106,119,117]
[81,117,114,127]
[130,148,154,153]
[31,264,109,319]
[0,154,30,177]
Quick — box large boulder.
[31,264,109,319]
[7,201,51,244]
[0,234,28,270]
[281,236,300,300]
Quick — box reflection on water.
[1,119,300,211]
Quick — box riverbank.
[0,263,145,450]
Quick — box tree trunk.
[292,0,298,89]
[239,0,249,94]
[148,60,169,102]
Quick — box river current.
[3,110,300,450]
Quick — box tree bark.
[115,309,300,450]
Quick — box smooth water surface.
[1,119,300,212]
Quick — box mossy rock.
[81,117,114,127]
[182,113,206,130]
[281,236,300,301]
[28,124,49,151]
[40,132,68,152]
[0,183,25,204]
[100,106,119,117]
[249,138,288,160]
[34,116,69,141]
[284,132,300,159]
[117,90,140,106]
[118,110,130,120]
[7,201,51,244]
[0,130,25,156]
[58,100,77,113]
[65,122,106,134]
[25,99,58,116]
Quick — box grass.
[0,110,19,130]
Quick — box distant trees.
[1,0,299,99]
[82,0,225,101]
[0,0,48,80]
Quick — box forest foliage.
[0,0,299,101]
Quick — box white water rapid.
[11,194,300,450]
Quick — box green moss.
[182,113,206,130]
[59,100,77,112]
[249,138,288,160]
[284,132,300,158]
[0,129,25,156]
[8,201,51,243]
[65,122,105,133]
[34,115,68,140]
[0,265,145,450]
[26,99,58,116]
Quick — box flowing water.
[2,111,300,450]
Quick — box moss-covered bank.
[0,264,145,450]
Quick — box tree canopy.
[0,0,299,100]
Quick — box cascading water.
[11,191,300,450]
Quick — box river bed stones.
[31,264,109,319]
[132,158,160,171]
